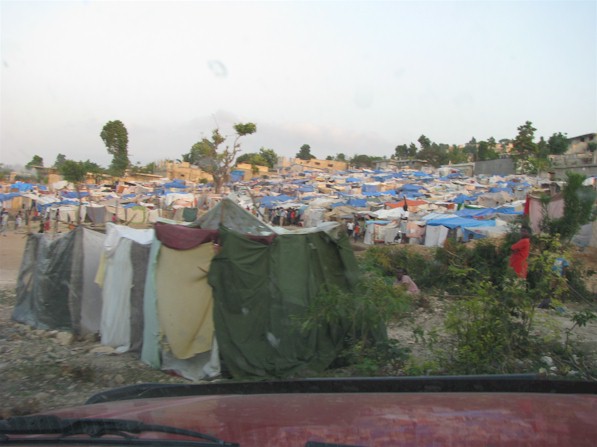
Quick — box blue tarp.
[61,191,90,199]
[495,206,523,215]
[164,180,187,189]
[298,185,315,193]
[347,198,367,208]
[230,171,244,182]
[362,191,396,197]
[402,192,426,198]
[489,187,512,193]
[400,184,425,192]
[452,194,476,204]
[447,172,465,179]
[0,193,22,202]
[259,195,294,208]
[362,184,380,193]
[462,228,488,242]
[426,216,496,230]
[345,177,361,183]
[456,208,496,218]
[10,182,35,192]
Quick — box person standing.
[14,211,23,233]
[0,209,9,236]
[509,226,531,279]
[346,220,354,237]
[353,222,360,242]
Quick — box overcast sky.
[1,0,596,169]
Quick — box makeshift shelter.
[141,223,222,381]
[13,230,80,331]
[13,224,154,351]
[142,198,361,379]
[208,224,359,378]
[96,223,154,352]
[424,216,496,246]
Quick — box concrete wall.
[549,164,597,180]
[474,158,515,176]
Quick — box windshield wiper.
[0,415,239,446]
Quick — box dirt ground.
[1,228,596,418]
[0,229,191,418]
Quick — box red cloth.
[509,237,530,278]
[155,222,218,250]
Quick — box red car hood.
[42,392,597,446]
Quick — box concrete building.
[276,157,349,174]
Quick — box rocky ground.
[0,286,192,418]
[0,230,192,418]
[1,229,596,418]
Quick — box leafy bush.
[362,245,440,289]
[298,266,412,375]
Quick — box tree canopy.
[543,172,597,241]
[296,144,315,160]
[54,154,67,169]
[547,132,569,155]
[182,122,257,193]
[26,155,44,169]
[59,160,87,185]
[100,120,130,177]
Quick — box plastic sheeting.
[13,232,76,330]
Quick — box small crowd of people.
[346,220,363,242]
[0,208,25,236]
[268,207,301,226]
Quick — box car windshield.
[0,0,596,439]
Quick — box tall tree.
[236,153,268,167]
[511,121,539,174]
[447,146,469,164]
[258,147,278,168]
[537,137,549,158]
[296,144,315,160]
[463,137,478,162]
[512,121,537,159]
[417,135,431,150]
[547,132,569,155]
[418,143,449,167]
[185,122,256,193]
[100,120,130,177]
[543,172,597,241]
[335,153,346,161]
[477,140,499,161]
[54,153,66,169]
[25,155,44,169]
[350,154,381,168]
[394,144,410,159]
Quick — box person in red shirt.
[509,226,531,279]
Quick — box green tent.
[208,225,359,378]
